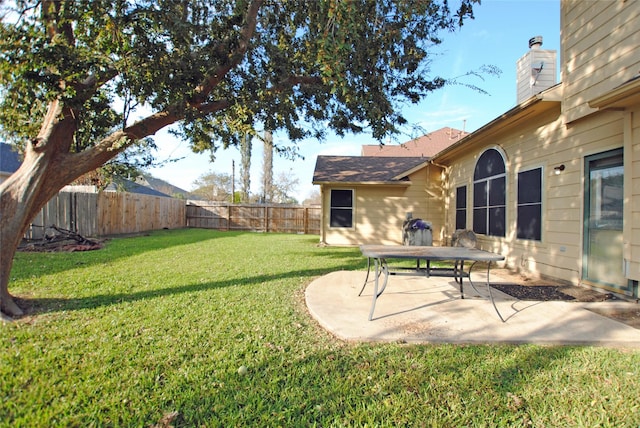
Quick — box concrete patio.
[305,270,640,348]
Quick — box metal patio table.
[359,245,506,321]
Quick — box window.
[455,185,467,230]
[473,149,506,237]
[517,168,542,240]
[330,189,353,228]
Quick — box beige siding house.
[312,156,446,246]
[312,0,640,298]
[434,0,640,297]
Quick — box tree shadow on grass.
[11,229,331,281]
[14,262,362,317]
[152,343,586,426]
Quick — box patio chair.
[451,229,477,249]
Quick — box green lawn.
[2,229,639,426]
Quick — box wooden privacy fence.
[24,192,319,240]
[26,191,186,239]
[186,201,321,235]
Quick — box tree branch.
[73,67,120,105]
[70,98,231,176]
[197,99,232,115]
[192,0,263,104]
[273,76,324,93]
[42,0,74,44]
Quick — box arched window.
[473,149,506,237]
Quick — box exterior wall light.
[554,164,565,175]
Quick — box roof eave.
[312,180,412,187]
[588,76,640,110]
[392,160,431,180]
[433,92,561,162]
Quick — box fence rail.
[25,193,320,239]
[186,201,321,235]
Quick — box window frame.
[516,166,543,241]
[473,148,507,237]
[329,188,355,229]
[455,185,467,230]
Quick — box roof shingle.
[312,156,429,184]
[361,127,467,157]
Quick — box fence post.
[264,206,268,232]
[70,192,77,232]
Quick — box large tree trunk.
[0,1,259,319]
[0,101,182,319]
[0,150,93,317]
[0,102,78,317]
[0,173,51,318]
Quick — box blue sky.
[147,0,561,201]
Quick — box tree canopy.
[191,170,234,202]
[0,0,482,317]
[1,0,480,150]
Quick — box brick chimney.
[516,36,557,104]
